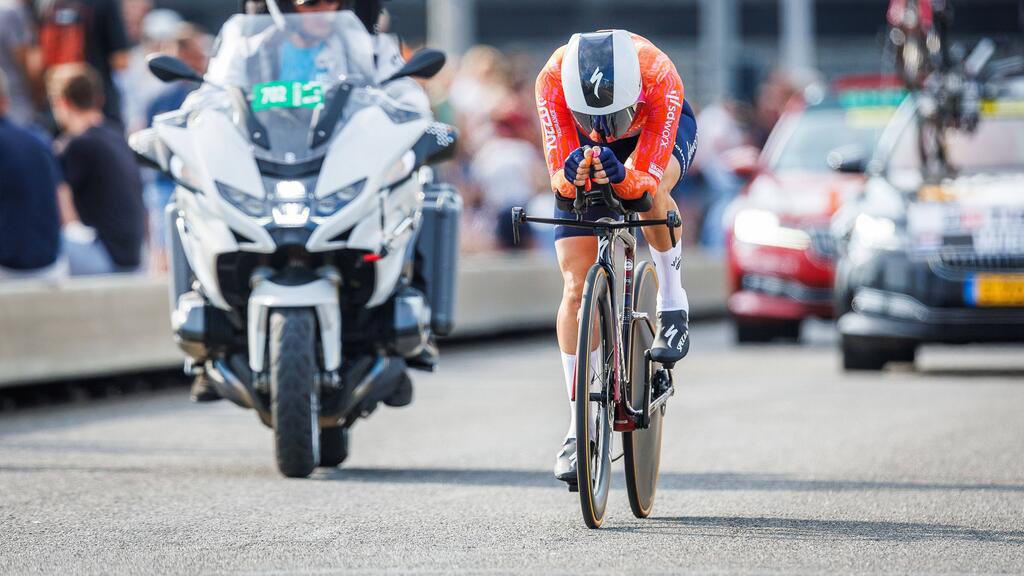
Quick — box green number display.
[251,81,325,111]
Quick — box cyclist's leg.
[553,204,614,472]
[555,236,597,356]
[552,235,595,478]
[634,100,697,360]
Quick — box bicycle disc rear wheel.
[623,260,665,518]
[575,264,616,529]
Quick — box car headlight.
[853,214,900,250]
[314,179,367,218]
[217,181,268,218]
[733,208,811,250]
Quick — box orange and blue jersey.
[535,33,695,201]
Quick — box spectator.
[469,100,545,249]
[36,0,131,125]
[145,22,207,124]
[48,63,145,275]
[692,100,747,250]
[121,3,183,133]
[0,0,34,125]
[750,71,799,148]
[0,68,64,280]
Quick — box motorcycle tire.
[270,309,320,478]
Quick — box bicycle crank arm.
[649,385,675,413]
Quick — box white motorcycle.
[130,11,460,478]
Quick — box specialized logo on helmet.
[589,68,604,99]
[577,32,617,108]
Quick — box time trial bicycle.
[512,185,681,529]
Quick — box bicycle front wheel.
[623,260,665,518]
[575,264,616,529]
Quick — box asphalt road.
[2,321,1024,575]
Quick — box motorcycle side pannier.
[416,183,462,336]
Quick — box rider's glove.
[563,147,590,187]
[594,147,626,184]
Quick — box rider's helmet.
[561,30,642,143]
[241,0,384,32]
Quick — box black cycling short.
[554,99,697,241]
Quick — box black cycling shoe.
[190,372,221,403]
[650,309,690,366]
[554,438,577,483]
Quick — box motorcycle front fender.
[247,278,341,373]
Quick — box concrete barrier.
[0,252,725,387]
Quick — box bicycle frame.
[511,191,679,432]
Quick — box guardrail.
[0,252,725,388]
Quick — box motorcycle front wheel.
[269,308,320,478]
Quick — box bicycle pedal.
[567,481,579,493]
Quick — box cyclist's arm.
[611,41,685,200]
[535,48,582,197]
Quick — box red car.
[725,84,899,342]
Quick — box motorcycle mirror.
[148,54,204,84]
[384,49,446,84]
[827,145,867,174]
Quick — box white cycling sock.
[650,243,689,313]
[562,349,602,441]
[561,352,576,440]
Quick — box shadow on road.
[914,368,1024,379]
[604,515,1024,544]
[318,468,1024,495]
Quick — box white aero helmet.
[561,29,642,142]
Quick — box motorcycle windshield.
[203,12,378,164]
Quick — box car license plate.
[965,274,1024,307]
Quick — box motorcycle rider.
[536,30,697,482]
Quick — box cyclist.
[535,30,697,482]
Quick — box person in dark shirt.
[0,67,64,280]
[47,63,144,275]
[36,0,130,125]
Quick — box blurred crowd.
[0,0,209,281]
[0,0,803,282]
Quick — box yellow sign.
[980,100,1024,118]
[970,274,1024,307]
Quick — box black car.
[832,88,1024,370]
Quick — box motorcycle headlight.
[269,180,311,228]
[217,181,268,218]
[314,179,367,218]
[733,208,811,250]
[271,202,311,227]
[853,214,900,250]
